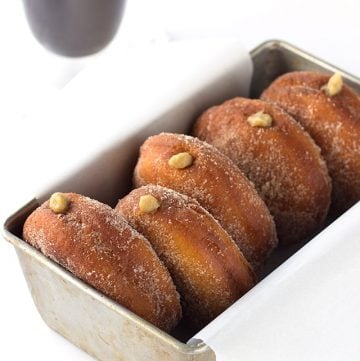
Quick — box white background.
[1,0,360,360]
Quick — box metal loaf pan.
[3,40,360,361]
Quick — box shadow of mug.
[23,0,126,57]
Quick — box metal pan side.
[2,201,216,361]
[3,40,360,361]
[250,39,360,97]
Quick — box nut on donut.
[115,185,256,330]
[261,71,360,214]
[134,132,278,269]
[23,192,182,332]
[193,97,332,245]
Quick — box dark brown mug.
[23,0,126,57]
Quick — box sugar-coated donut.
[134,132,278,269]
[115,185,256,330]
[23,192,182,332]
[261,71,360,213]
[193,97,332,244]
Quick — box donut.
[133,132,278,269]
[261,71,360,213]
[115,185,256,329]
[23,192,182,332]
[193,97,332,244]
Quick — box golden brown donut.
[134,132,278,269]
[193,97,332,244]
[115,185,256,330]
[23,192,182,332]
[261,71,360,213]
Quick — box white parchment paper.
[192,202,360,361]
[29,38,252,205]
[18,37,360,361]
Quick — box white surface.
[1,0,360,360]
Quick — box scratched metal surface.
[3,40,360,361]
[4,200,215,361]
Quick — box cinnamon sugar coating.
[134,133,277,269]
[193,98,332,244]
[261,71,360,213]
[116,185,256,330]
[23,193,182,332]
